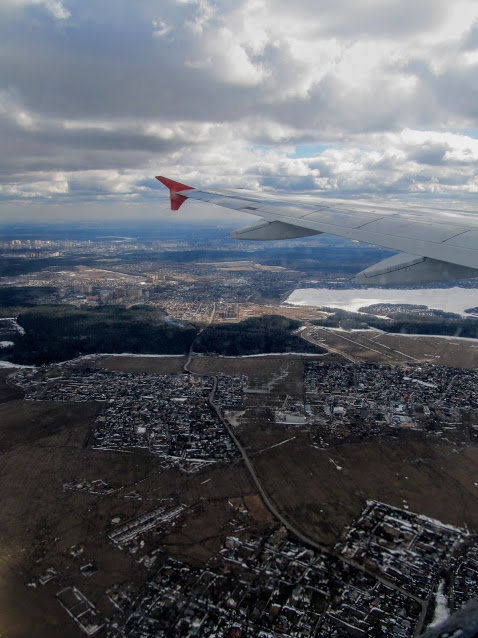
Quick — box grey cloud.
[260,175,319,191]
[0,116,179,174]
[0,2,448,137]
[273,0,449,38]
[308,158,333,177]
[0,1,443,130]
[407,143,450,166]
[435,69,478,121]
[435,172,473,186]
[403,56,478,123]
[462,21,478,50]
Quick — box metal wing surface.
[156,176,478,286]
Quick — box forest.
[7,305,196,365]
[194,315,325,356]
[313,308,478,338]
[3,308,325,364]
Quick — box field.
[373,332,478,368]
[250,434,478,545]
[0,369,23,403]
[302,326,402,364]
[190,353,329,395]
[238,303,328,322]
[97,354,187,374]
[304,327,478,368]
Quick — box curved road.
[208,376,329,553]
[186,345,430,635]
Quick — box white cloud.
[0,90,38,130]
[0,171,69,197]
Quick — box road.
[185,343,432,635]
[184,302,216,371]
[208,376,329,553]
[208,373,433,633]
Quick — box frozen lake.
[285,287,478,317]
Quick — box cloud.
[1,0,478,219]
[8,0,70,20]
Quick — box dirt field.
[303,327,415,364]
[372,333,478,368]
[0,399,102,451]
[237,408,302,451]
[97,354,187,374]
[250,436,478,546]
[238,303,328,322]
[161,487,272,564]
[189,353,326,395]
[305,327,478,368]
[0,369,24,403]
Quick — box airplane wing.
[156,176,478,286]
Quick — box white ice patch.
[286,287,478,317]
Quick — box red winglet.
[156,176,194,211]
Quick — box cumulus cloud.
[1,0,478,218]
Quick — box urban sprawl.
[10,356,478,636]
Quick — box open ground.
[302,327,478,368]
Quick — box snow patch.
[429,579,450,628]
[196,352,326,358]
[0,360,33,369]
[286,287,478,317]
[103,353,185,358]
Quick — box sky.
[1,0,478,221]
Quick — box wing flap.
[231,219,321,240]
[303,210,384,228]
[355,218,469,242]
[355,253,478,286]
[445,229,478,249]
